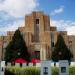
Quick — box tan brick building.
[0,11,75,61]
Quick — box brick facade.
[0,11,75,61]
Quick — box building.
[0,11,75,61]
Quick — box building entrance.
[34,51,40,59]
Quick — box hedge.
[5,66,75,75]
[6,66,40,75]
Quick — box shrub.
[69,66,75,75]
[7,66,40,75]
[6,66,75,75]
[52,67,59,75]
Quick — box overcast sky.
[0,0,75,35]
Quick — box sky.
[0,0,75,35]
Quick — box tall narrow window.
[34,18,40,42]
[51,32,54,48]
[36,19,39,24]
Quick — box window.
[51,32,54,48]
[36,19,39,24]
[69,41,72,44]
[34,18,40,42]
[51,42,54,47]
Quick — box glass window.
[51,32,54,47]
[36,19,39,24]
[51,42,54,47]
[34,18,40,42]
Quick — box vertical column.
[40,47,43,60]
[40,47,46,60]
[43,49,46,60]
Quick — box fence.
[4,61,75,68]
[0,61,75,75]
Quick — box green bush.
[69,66,75,75]
[52,67,59,75]
[7,66,40,75]
[7,66,75,75]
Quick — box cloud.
[50,19,75,35]
[0,11,24,31]
[0,0,38,35]
[50,6,64,15]
[66,26,75,35]
[0,18,24,32]
[0,0,38,17]
[0,11,16,28]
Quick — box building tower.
[23,12,52,60]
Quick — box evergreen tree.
[5,29,30,62]
[51,34,73,62]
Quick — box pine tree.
[4,41,14,62]
[5,29,30,62]
[51,34,73,62]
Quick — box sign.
[59,60,69,75]
[1,61,5,75]
[41,61,51,75]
